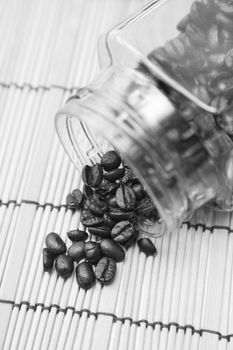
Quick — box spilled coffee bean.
[67,229,88,242]
[76,261,96,290]
[80,210,104,227]
[103,168,125,181]
[111,220,136,245]
[137,238,157,256]
[66,189,84,210]
[100,238,125,262]
[84,241,102,264]
[95,257,116,284]
[43,248,55,271]
[88,226,111,238]
[116,185,136,210]
[45,232,66,255]
[82,163,103,187]
[55,254,74,278]
[68,241,86,262]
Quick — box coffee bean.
[177,14,190,32]
[100,239,125,262]
[121,168,138,184]
[108,195,119,208]
[132,183,145,200]
[88,226,111,238]
[216,12,233,29]
[207,25,219,50]
[211,96,228,113]
[66,189,84,210]
[136,197,155,216]
[83,185,93,199]
[121,158,130,168]
[80,210,104,227]
[43,248,55,271]
[82,163,103,187]
[67,229,88,242]
[91,193,108,212]
[103,213,116,228]
[55,254,74,278]
[109,208,135,221]
[111,221,136,245]
[137,238,157,256]
[218,2,233,17]
[45,232,66,255]
[85,241,102,264]
[68,241,86,262]
[96,181,120,196]
[186,23,207,48]
[89,203,105,216]
[95,257,116,284]
[103,168,125,181]
[101,151,121,171]
[76,261,96,289]
[225,49,233,69]
[116,185,136,210]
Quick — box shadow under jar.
[55,0,233,236]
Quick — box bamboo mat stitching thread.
[0,81,80,92]
[0,299,232,341]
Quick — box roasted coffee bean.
[108,195,119,208]
[136,197,155,216]
[225,49,233,69]
[96,181,120,196]
[121,158,130,168]
[85,241,102,264]
[216,12,233,29]
[109,208,135,222]
[82,163,103,187]
[76,261,95,289]
[43,248,55,271]
[45,232,66,255]
[211,95,228,113]
[103,213,116,228]
[208,54,225,68]
[101,151,121,171]
[190,1,209,29]
[218,2,233,17]
[116,185,136,210]
[92,193,108,212]
[88,226,112,238]
[66,189,83,210]
[83,185,93,199]
[111,221,136,245]
[186,23,207,48]
[132,183,145,200]
[95,257,116,284]
[55,254,74,278]
[80,210,104,227]
[207,25,219,50]
[100,239,125,262]
[137,238,157,256]
[67,229,88,242]
[89,203,105,216]
[68,241,86,262]
[177,14,190,32]
[103,168,125,181]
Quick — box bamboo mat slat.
[1,0,233,349]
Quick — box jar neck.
[55,65,232,231]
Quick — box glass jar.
[55,0,233,235]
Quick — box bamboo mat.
[0,0,233,349]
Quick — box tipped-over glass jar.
[55,0,233,236]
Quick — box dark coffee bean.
[207,25,219,51]
[121,158,130,168]
[55,254,74,278]
[95,257,116,284]
[186,23,207,48]
[43,248,55,271]
[132,183,145,200]
[111,221,136,245]
[136,197,155,216]
[80,210,104,227]
[116,185,136,210]
[92,193,108,212]
[100,239,125,262]
[82,163,103,187]
[190,1,209,29]
[45,232,66,255]
[89,203,105,216]
[96,181,120,196]
[137,238,157,256]
[208,54,225,68]
[108,195,119,208]
[103,213,116,228]
[67,229,88,242]
[68,241,86,262]
[76,261,95,289]
[211,96,228,113]
[88,226,111,238]
[85,241,102,264]
[218,2,233,17]
[66,189,84,210]
[103,168,125,181]
[225,49,233,69]
[216,12,233,29]
[109,208,135,221]
[83,185,93,199]
[101,151,121,171]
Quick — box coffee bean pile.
[148,0,233,137]
[43,151,158,289]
